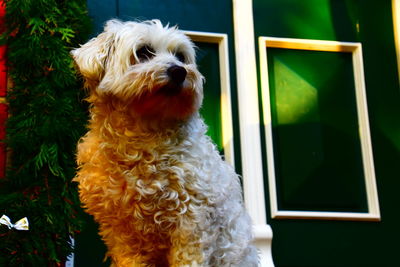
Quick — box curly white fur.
[72,19,258,267]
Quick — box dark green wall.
[254,0,400,266]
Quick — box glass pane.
[267,48,368,212]
[195,42,223,153]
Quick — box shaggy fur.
[72,19,258,267]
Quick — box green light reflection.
[272,58,320,125]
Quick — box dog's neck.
[86,93,197,139]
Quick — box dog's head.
[71,19,204,120]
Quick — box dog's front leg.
[110,256,147,267]
[167,230,204,267]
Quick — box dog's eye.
[136,45,155,62]
[175,52,186,63]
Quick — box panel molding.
[184,31,235,167]
[259,36,381,221]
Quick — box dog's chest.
[115,143,206,224]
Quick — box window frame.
[259,36,381,221]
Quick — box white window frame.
[184,31,235,167]
[259,36,381,221]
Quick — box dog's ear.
[71,20,122,89]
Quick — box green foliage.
[0,0,91,265]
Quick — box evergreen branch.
[28,17,47,35]
[0,0,91,265]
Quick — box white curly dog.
[72,19,258,267]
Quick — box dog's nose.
[167,65,187,84]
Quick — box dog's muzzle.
[158,65,188,96]
[167,65,187,85]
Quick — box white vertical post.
[232,0,274,266]
[393,0,400,82]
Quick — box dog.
[72,19,258,267]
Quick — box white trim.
[259,37,381,221]
[270,211,380,221]
[393,0,400,81]
[233,1,274,266]
[65,237,75,267]
[184,31,235,167]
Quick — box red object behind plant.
[0,0,7,177]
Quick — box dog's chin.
[130,83,198,121]
[157,82,184,97]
